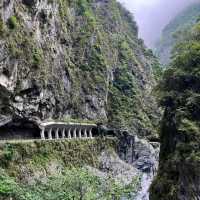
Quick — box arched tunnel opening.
[44,130,48,139]
[51,130,56,139]
[107,130,116,137]
[91,127,99,137]
[0,120,41,140]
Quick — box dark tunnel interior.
[0,120,40,140]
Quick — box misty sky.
[118,0,198,47]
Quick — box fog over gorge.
[118,0,198,47]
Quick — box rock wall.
[0,0,161,198]
[117,133,160,199]
[150,21,200,200]
[0,0,160,137]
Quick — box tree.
[150,22,200,200]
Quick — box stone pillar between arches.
[62,128,66,139]
[68,128,71,139]
[84,129,87,138]
[55,128,59,139]
[48,128,52,140]
[73,128,77,138]
[79,129,82,138]
[89,128,93,138]
[40,127,45,140]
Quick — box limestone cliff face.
[0,0,159,137]
[0,1,161,198]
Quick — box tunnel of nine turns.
[0,119,106,141]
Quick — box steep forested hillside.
[0,0,160,136]
[155,2,200,66]
[0,0,161,199]
[150,20,200,200]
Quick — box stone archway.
[39,122,98,140]
[0,120,41,140]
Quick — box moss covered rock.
[0,0,160,137]
[150,22,200,200]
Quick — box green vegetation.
[4,20,45,89]
[0,139,116,168]
[150,21,200,200]
[0,18,4,36]
[32,48,43,67]
[0,167,139,200]
[107,36,159,135]
[0,139,140,200]
[108,66,140,129]
[0,0,161,199]
[78,0,96,27]
[1,0,159,136]
[7,16,19,29]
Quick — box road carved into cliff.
[39,122,98,140]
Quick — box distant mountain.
[155,2,200,66]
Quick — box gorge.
[0,0,160,199]
[0,0,199,199]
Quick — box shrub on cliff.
[7,16,18,30]
[150,22,200,200]
[0,18,4,36]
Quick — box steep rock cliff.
[0,1,161,199]
[0,0,160,137]
[150,21,200,200]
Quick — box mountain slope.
[150,21,200,200]
[0,0,159,137]
[155,2,200,66]
[0,0,161,199]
